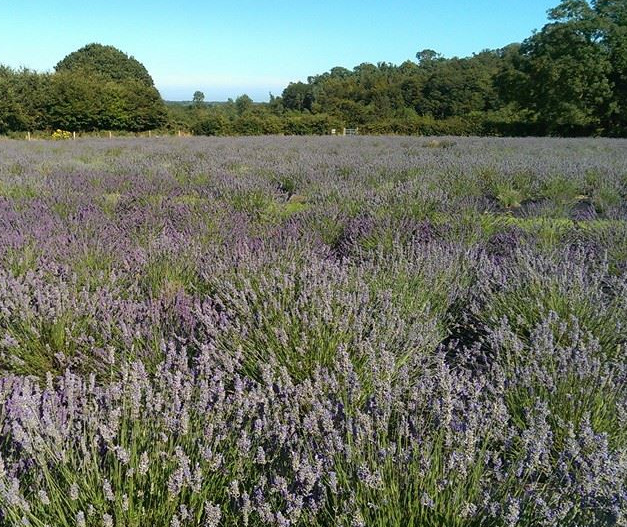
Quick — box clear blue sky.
[1,1,556,101]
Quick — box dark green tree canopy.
[415,49,444,66]
[235,94,254,115]
[55,43,155,87]
[282,82,315,112]
[48,43,167,131]
[500,0,627,135]
[192,91,205,106]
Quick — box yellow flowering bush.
[51,129,72,140]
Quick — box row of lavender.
[0,136,626,526]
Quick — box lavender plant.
[0,136,626,526]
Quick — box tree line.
[1,0,626,137]
[184,0,626,137]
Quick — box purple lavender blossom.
[0,136,625,527]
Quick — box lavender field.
[0,136,626,526]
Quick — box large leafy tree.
[503,0,626,135]
[45,70,104,131]
[0,67,25,133]
[52,43,167,131]
[6,68,51,132]
[421,51,502,118]
[55,43,155,87]
[282,82,315,112]
[192,91,205,107]
[595,0,627,133]
[234,94,254,115]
